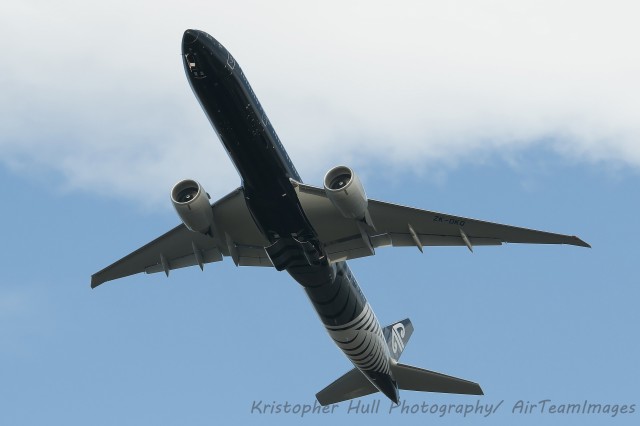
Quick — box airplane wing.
[91,187,272,288]
[293,181,590,263]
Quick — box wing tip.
[473,384,484,395]
[90,275,103,289]
[315,393,330,407]
[571,236,591,248]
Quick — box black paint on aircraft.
[92,29,590,405]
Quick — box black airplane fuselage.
[181,30,398,403]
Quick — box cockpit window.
[185,53,206,78]
[185,53,197,71]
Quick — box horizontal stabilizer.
[391,362,483,395]
[316,368,377,406]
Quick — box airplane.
[91,29,590,405]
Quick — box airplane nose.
[183,29,199,45]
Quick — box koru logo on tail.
[391,323,406,354]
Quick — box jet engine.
[171,179,214,235]
[323,166,369,222]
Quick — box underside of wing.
[91,224,222,287]
[91,187,272,288]
[367,198,590,248]
[293,181,589,263]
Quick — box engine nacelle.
[171,179,214,235]
[323,166,369,221]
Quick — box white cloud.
[1,0,638,206]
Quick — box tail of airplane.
[383,318,414,361]
[316,319,483,406]
[390,363,483,396]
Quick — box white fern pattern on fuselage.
[325,303,391,375]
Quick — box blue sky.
[1,1,639,425]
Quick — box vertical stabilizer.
[382,318,414,360]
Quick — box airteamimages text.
[250,398,636,419]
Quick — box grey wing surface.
[293,181,589,263]
[91,187,272,288]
